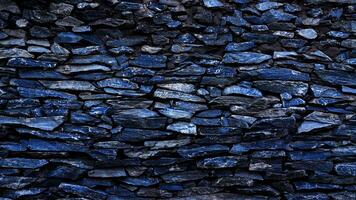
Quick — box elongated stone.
[59,183,107,200]
[0,48,33,59]
[88,169,126,177]
[158,83,196,93]
[97,78,138,89]
[223,52,271,64]
[130,54,167,69]
[335,163,356,176]
[159,108,193,119]
[154,89,205,102]
[0,176,36,189]
[7,58,56,68]
[223,85,262,97]
[17,87,77,99]
[0,115,64,131]
[116,128,174,142]
[247,68,310,81]
[254,81,308,96]
[23,139,88,152]
[178,145,229,158]
[144,138,191,149]
[40,80,96,91]
[315,70,356,86]
[197,156,243,169]
[57,64,111,74]
[167,122,197,135]
[0,158,48,169]
[212,177,254,187]
[161,171,208,183]
[121,177,159,186]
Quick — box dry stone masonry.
[0,0,355,199]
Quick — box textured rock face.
[0,0,355,199]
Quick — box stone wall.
[0,0,355,199]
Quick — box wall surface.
[0,0,355,199]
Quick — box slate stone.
[0,158,48,169]
[0,115,64,131]
[225,42,256,52]
[254,80,309,96]
[212,177,254,187]
[17,87,77,100]
[223,52,271,64]
[197,156,243,169]
[315,70,356,86]
[154,89,205,102]
[223,85,263,97]
[116,128,174,142]
[246,68,310,81]
[167,122,197,135]
[203,0,223,8]
[55,32,83,43]
[130,54,167,69]
[297,29,318,39]
[0,176,36,189]
[256,2,283,11]
[40,80,96,91]
[88,169,126,178]
[161,171,208,183]
[7,58,56,68]
[121,177,159,186]
[0,48,33,59]
[177,145,229,158]
[57,64,111,74]
[23,139,88,152]
[97,78,138,89]
[335,163,356,176]
[59,183,107,200]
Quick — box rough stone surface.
[0,0,354,199]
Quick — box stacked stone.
[0,0,355,199]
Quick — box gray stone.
[154,89,205,102]
[0,158,48,169]
[0,48,33,59]
[335,163,356,176]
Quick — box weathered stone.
[254,80,309,96]
[121,177,159,186]
[57,64,111,74]
[130,54,167,69]
[88,169,126,178]
[116,128,174,142]
[335,163,356,176]
[154,89,205,102]
[297,29,318,39]
[97,78,138,89]
[7,58,56,68]
[223,52,271,64]
[197,156,243,169]
[17,87,77,100]
[59,183,107,200]
[0,176,36,189]
[161,171,208,183]
[0,158,48,169]
[167,122,197,135]
[315,70,356,86]
[0,48,33,59]
[40,80,96,91]
[212,177,254,187]
[223,85,263,97]
[0,115,64,131]
[178,145,229,158]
